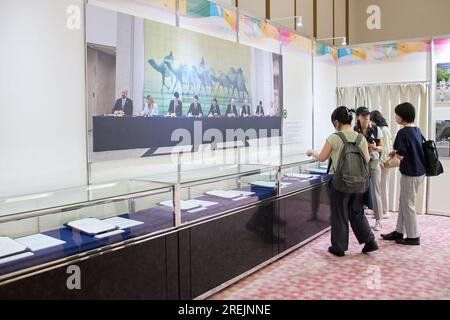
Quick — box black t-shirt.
[393,126,426,177]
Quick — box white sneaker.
[365,209,374,215]
[372,221,382,231]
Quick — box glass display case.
[279,153,331,195]
[140,164,280,225]
[0,179,175,278]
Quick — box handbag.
[383,157,401,169]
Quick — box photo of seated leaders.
[255,101,264,117]
[112,89,133,116]
[208,98,221,117]
[188,95,203,117]
[140,95,159,117]
[240,99,252,117]
[167,92,182,117]
[226,98,238,118]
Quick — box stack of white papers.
[15,234,65,252]
[102,217,144,229]
[67,218,118,236]
[0,236,29,259]
[159,200,201,211]
[284,173,313,179]
[250,181,292,188]
[206,190,245,199]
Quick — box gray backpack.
[329,132,369,194]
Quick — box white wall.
[314,54,337,149]
[0,0,87,197]
[86,4,117,47]
[338,55,429,86]
[429,39,450,215]
[282,52,313,150]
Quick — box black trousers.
[328,180,375,252]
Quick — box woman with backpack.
[307,106,378,257]
[370,110,393,219]
[381,102,426,246]
[354,107,385,232]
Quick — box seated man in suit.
[225,98,238,118]
[188,95,203,117]
[240,99,252,118]
[255,101,265,117]
[112,89,133,116]
[208,98,221,117]
[167,92,182,117]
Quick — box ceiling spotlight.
[296,16,303,27]
[342,37,347,46]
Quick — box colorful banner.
[434,38,450,60]
[281,30,312,56]
[239,14,280,53]
[338,40,430,66]
[338,47,367,65]
[314,43,337,65]
[179,0,237,42]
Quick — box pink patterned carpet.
[210,213,450,300]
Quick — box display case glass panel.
[279,153,331,195]
[0,180,175,277]
[142,164,279,224]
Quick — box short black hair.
[194,95,199,100]
[395,102,415,123]
[331,106,355,125]
[213,98,217,102]
[174,92,179,98]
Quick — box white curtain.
[337,83,429,214]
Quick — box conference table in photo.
[93,115,283,152]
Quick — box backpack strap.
[355,133,364,146]
[334,132,349,144]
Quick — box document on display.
[205,190,245,199]
[159,200,201,211]
[102,217,144,229]
[67,218,118,236]
[15,234,66,252]
[0,236,29,259]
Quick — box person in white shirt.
[268,101,277,117]
[370,110,393,219]
[141,95,158,117]
[354,107,385,232]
